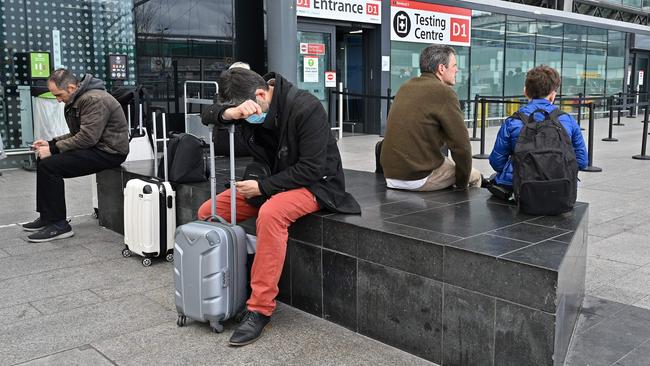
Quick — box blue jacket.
[489,99,588,187]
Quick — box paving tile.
[589,232,650,266]
[30,290,104,315]
[0,295,173,365]
[588,285,650,306]
[565,304,650,366]
[93,303,434,366]
[17,345,115,366]
[489,222,569,243]
[0,303,41,323]
[608,265,650,297]
[585,257,640,291]
[588,221,627,239]
[615,339,650,366]
[581,295,628,318]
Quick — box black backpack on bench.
[512,108,578,216]
[157,132,208,184]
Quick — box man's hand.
[31,139,48,150]
[235,180,261,199]
[222,100,262,121]
[36,145,52,159]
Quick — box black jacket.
[202,72,360,214]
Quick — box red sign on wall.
[449,17,470,44]
[299,43,325,55]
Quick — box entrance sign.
[390,1,471,46]
[325,71,336,87]
[304,56,319,83]
[30,52,51,79]
[297,0,381,24]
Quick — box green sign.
[30,52,51,79]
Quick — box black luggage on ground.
[512,108,578,215]
[157,132,208,183]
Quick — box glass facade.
[0,0,136,151]
[134,0,234,115]
[390,9,628,122]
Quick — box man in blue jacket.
[488,65,588,199]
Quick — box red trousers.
[197,187,320,316]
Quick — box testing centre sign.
[391,1,471,46]
[297,0,381,24]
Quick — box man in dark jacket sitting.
[199,68,360,346]
[23,68,129,242]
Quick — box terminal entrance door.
[629,52,650,115]
[297,22,375,135]
[297,24,335,121]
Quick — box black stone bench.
[97,158,588,366]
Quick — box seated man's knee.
[256,200,289,228]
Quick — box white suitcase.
[122,112,176,267]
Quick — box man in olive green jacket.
[381,44,482,191]
[23,68,129,242]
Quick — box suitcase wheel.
[165,253,174,262]
[211,322,224,333]
[177,315,187,327]
[122,248,132,258]
[142,258,152,267]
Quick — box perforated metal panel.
[0,0,136,150]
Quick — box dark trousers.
[37,148,126,222]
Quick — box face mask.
[245,112,267,124]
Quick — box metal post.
[338,82,343,141]
[470,94,480,141]
[473,98,489,159]
[583,103,602,172]
[602,96,618,142]
[577,92,583,127]
[614,92,625,126]
[386,88,392,117]
[162,113,170,180]
[632,103,650,160]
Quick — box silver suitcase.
[174,124,248,333]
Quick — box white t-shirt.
[385,177,427,190]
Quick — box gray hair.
[419,45,456,74]
[217,68,267,106]
[48,68,79,90]
[228,61,251,70]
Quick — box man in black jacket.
[200,68,360,346]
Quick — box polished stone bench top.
[116,158,586,274]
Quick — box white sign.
[627,70,631,85]
[381,56,390,71]
[304,56,319,83]
[639,70,645,86]
[297,0,381,24]
[325,71,336,87]
[391,1,471,46]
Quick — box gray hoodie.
[53,74,129,156]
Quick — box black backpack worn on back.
[158,133,208,183]
[512,108,578,216]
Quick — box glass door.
[297,24,335,120]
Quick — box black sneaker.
[22,217,49,232]
[27,222,74,243]
[229,310,271,346]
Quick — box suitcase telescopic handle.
[207,124,237,226]
[153,112,158,177]
[162,113,169,182]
